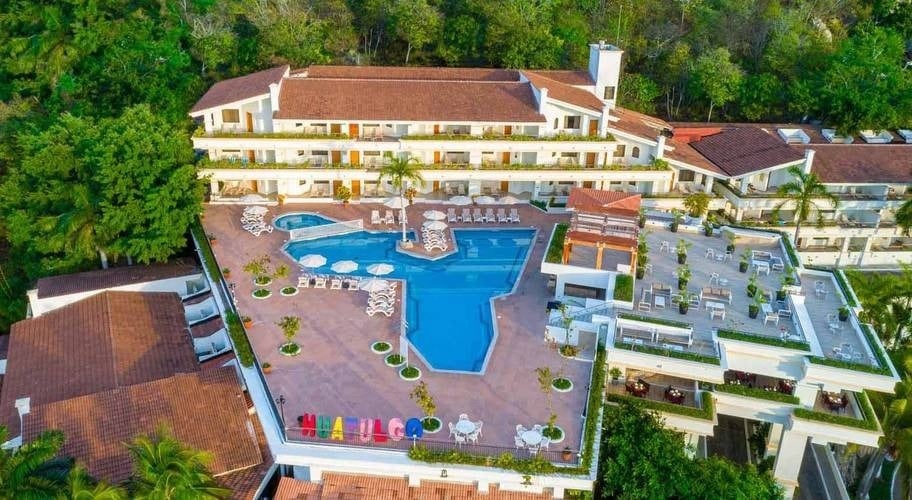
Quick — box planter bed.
[371,341,392,354]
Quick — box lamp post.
[275,394,286,429]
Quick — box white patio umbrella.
[475,195,496,205]
[359,278,390,292]
[366,263,395,276]
[423,210,447,220]
[449,196,472,206]
[243,205,269,215]
[298,254,327,268]
[239,194,268,203]
[498,195,520,205]
[330,260,358,273]
[384,197,409,242]
[423,220,448,231]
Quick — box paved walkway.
[203,202,592,453]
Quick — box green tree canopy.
[690,47,744,121]
[0,427,71,499]
[775,165,839,244]
[127,426,230,499]
[388,0,441,64]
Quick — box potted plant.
[676,239,691,264]
[678,291,694,315]
[609,367,622,384]
[207,233,217,245]
[637,207,647,228]
[242,315,253,329]
[635,233,649,279]
[535,367,563,443]
[670,209,683,232]
[748,291,765,319]
[703,221,714,237]
[221,267,231,279]
[335,184,352,204]
[677,264,691,290]
[262,362,272,374]
[725,231,736,252]
[683,192,710,218]
[244,255,273,286]
[277,194,286,205]
[409,381,441,433]
[561,446,574,462]
[838,306,849,321]
[746,272,759,297]
[739,250,750,273]
[777,270,796,301]
[404,186,418,205]
[277,315,301,356]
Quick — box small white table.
[654,296,666,309]
[455,420,476,435]
[761,303,773,315]
[521,430,543,446]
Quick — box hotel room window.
[613,145,626,157]
[553,118,559,129]
[632,147,640,158]
[564,116,581,129]
[604,86,616,100]
[221,109,240,123]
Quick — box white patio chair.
[540,436,551,451]
[461,208,471,222]
[458,413,469,421]
[370,210,382,224]
[447,209,457,223]
[448,422,457,438]
[764,311,779,326]
[473,421,483,438]
[454,434,467,446]
[297,275,311,288]
[515,435,525,448]
[384,210,395,224]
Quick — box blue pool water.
[274,213,334,231]
[276,213,534,372]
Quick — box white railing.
[288,219,363,241]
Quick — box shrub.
[225,311,255,368]
[613,274,633,302]
[552,378,572,390]
[712,383,800,404]
[545,223,569,263]
[716,329,810,351]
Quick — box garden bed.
[422,417,442,433]
[552,378,573,392]
[252,288,272,299]
[254,276,273,286]
[280,286,298,296]
[279,342,301,356]
[385,353,405,367]
[371,341,392,354]
[399,365,421,381]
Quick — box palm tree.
[377,157,424,242]
[897,198,912,236]
[0,427,71,499]
[68,466,127,500]
[127,426,230,499]
[858,373,912,498]
[775,165,839,245]
[40,183,112,268]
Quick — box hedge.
[407,447,562,475]
[713,383,800,405]
[792,391,879,431]
[613,340,721,365]
[224,311,256,368]
[716,329,810,351]
[834,269,859,307]
[580,341,607,470]
[605,391,715,420]
[613,275,633,302]
[617,313,691,330]
[545,224,569,264]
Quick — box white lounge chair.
[485,208,496,223]
[461,208,471,222]
[509,208,520,223]
[384,210,395,224]
[313,276,327,288]
[370,210,382,224]
[330,277,343,290]
[366,304,394,317]
[297,275,311,288]
[496,208,507,223]
[473,209,484,223]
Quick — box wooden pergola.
[561,188,641,271]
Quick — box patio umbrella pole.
[400,193,407,243]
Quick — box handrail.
[288,219,363,241]
[549,302,613,326]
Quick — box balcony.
[193,127,350,140]
[605,371,714,421]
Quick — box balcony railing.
[401,133,616,142]
[193,128,351,140]
[283,428,579,466]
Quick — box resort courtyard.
[203,202,593,460]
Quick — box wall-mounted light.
[440,469,448,478]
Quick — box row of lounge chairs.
[447,208,520,224]
[241,208,273,237]
[298,274,360,291]
[366,282,398,317]
[423,228,448,252]
[370,210,407,225]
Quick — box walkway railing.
[549,302,613,327]
[283,428,579,466]
[288,219,363,241]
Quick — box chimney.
[588,42,623,107]
[803,149,815,174]
[269,82,281,112]
[538,88,549,114]
[655,134,666,160]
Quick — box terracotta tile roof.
[304,65,519,82]
[276,78,545,122]
[685,127,805,177]
[273,473,554,499]
[191,65,288,113]
[200,352,237,371]
[664,139,726,175]
[0,334,8,359]
[801,144,912,184]
[36,261,199,299]
[607,106,670,140]
[190,315,225,338]
[567,188,641,217]
[216,409,273,500]
[524,70,593,86]
[523,71,604,112]
[24,368,261,484]
[2,291,199,434]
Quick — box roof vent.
[859,130,895,144]
[777,128,811,144]
[821,129,854,144]
[899,129,912,143]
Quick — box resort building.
[0,288,272,497]
[189,42,912,269]
[542,188,898,497]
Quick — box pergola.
[561,188,641,271]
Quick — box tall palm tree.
[68,466,127,500]
[775,165,839,245]
[377,157,424,242]
[127,426,230,499]
[897,198,912,236]
[0,427,71,499]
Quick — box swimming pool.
[276,213,534,372]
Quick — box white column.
[533,181,542,199]
[209,178,220,197]
[793,383,820,408]
[772,430,808,499]
[836,237,851,267]
[739,177,750,193]
[765,423,784,457]
[857,237,874,266]
[703,176,715,193]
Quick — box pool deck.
[202,203,591,455]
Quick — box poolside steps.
[289,219,363,241]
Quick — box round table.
[521,430,543,446]
[455,420,476,435]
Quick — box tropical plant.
[335,184,352,203]
[243,255,270,280]
[377,157,424,242]
[678,290,695,314]
[677,264,691,290]
[636,232,649,279]
[670,209,684,232]
[746,272,759,297]
[637,207,647,228]
[535,367,558,435]
[898,198,912,237]
[127,426,230,499]
[410,381,438,430]
[68,465,127,500]
[683,192,711,218]
[739,249,751,273]
[277,316,301,347]
[0,427,71,499]
[676,239,691,264]
[724,230,737,252]
[775,165,839,244]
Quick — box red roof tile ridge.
[288,75,523,84]
[103,293,120,388]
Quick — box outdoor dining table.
[521,430,543,446]
[455,420,476,435]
